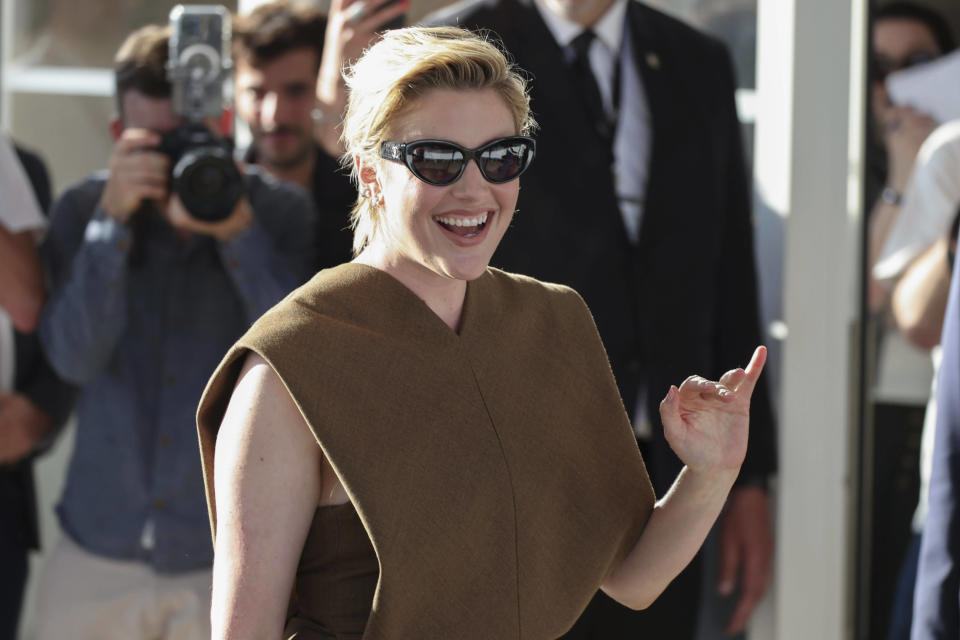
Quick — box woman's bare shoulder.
[218,351,317,458]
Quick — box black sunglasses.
[380,136,536,186]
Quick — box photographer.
[34,24,314,640]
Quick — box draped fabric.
[198,263,655,639]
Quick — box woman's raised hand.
[658,346,767,475]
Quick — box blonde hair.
[341,26,535,256]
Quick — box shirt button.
[627,360,641,373]
[164,374,176,387]
[229,258,240,269]
[159,435,171,448]
[153,498,167,511]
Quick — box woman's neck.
[353,244,467,332]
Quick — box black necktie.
[570,30,614,144]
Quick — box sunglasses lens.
[479,139,533,182]
[408,143,465,185]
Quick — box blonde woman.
[197,26,766,640]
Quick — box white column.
[752,0,867,638]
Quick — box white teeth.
[435,212,489,227]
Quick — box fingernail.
[667,386,677,402]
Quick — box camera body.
[164,5,242,222]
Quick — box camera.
[164,5,243,222]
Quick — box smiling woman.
[195,25,766,640]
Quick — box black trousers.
[1,467,34,640]
[560,554,702,640]
[0,519,29,640]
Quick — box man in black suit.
[424,0,776,637]
[0,141,75,640]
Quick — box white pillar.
[752,0,867,638]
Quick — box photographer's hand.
[100,128,169,223]
[166,194,253,244]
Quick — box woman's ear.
[356,156,381,203]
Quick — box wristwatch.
[880,186,902,206]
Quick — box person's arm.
[216,184,316,320]
[39,198,132,385]
[891,233,954,350]
[602,347,766,609]
[0,332,77,464]
[40,129,169,384]
[869,197,906,311]
[867,107,938,311]
[0,143,49,331]
[0,224,45,332]
[314,0,409,157]
[0,145,77,463]
[210,353,324,640]
[0,391,52,464]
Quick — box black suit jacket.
[426,0,776,495]
[1,145,75,550]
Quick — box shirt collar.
[533,0,628,54]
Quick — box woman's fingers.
[738,346,767,395]
[677,375,736,404]
[719,367,746,389]
[658,384,681,428]
[668,345,767,410]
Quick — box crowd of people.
[866,3,960,640]
[0,0,957,638]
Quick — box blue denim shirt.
[39,168,316,572]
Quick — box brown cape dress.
[197,263,655,639]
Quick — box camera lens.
[172,145,244,222]
[189,162,227,197]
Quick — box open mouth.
[434,212,489,238]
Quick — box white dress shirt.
[533,0,652,244]
[533,0,654,435]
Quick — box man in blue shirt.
[34,24,315,640]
